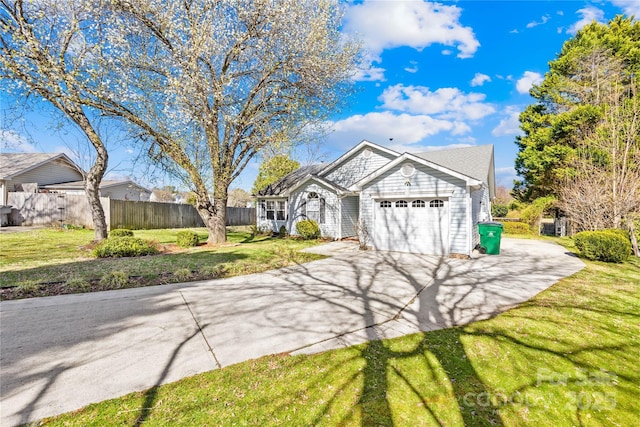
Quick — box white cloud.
[567,6,605,35]
[328,111,464,148]
[495,166,518,187]
[492,106,522,137]
[516,71,543,94]
[344,0,480,66]
[352,64,386,82]
[509,29,519,34]
[379,84,496,120]
[526,14,551,28]
[470,73,491,87]
[0,130,38,153]
[441,49,453,55]
[404,61,419,73]
[610,1,640,18]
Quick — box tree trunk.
[628,219,639,257]
[85,171,108,241]
[194,193,227,245]
[66,106,109,241]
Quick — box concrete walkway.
[0,238,585,426]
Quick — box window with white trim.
[306,192,325,224]
[412,200,426,208]
[395,200,408,208]
[380,200,392,208]
[430,199,444,208]
[264,200,286,220]
[276,200,286,220]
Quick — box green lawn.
[0,227,323,299]
[41,242,639,426]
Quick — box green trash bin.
[478,222,504,255]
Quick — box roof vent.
[401,163,415,177]
[363,148,372,159]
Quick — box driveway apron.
[0,238,584,426]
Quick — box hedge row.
[499,221,531,235]
[574,230,631,263]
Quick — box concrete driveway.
[0,238,585,426]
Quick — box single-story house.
[0,153,150,203]
[255,140,495,256]
[0,153,84,206]
[42,180,151,201]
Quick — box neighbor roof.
[42,180,151,192]
[0,153,82,179]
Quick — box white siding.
[325,147,396,188]
[360,162,470,255]
[470,185,491,249]
[341,196,359,238]
[10,159,83,189]
[0,180,8,206]
[288,182,340,239]
[101,184,151,201]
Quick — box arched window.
[395,200,408,208]
[430,199,444,208]
[379,200,392,208]
[306,192,325,224]
[412,200,426,208]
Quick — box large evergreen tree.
[513,16,640,202]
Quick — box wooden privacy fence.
[7,192,256,230]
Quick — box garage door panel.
[373,198,448,255]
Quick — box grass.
[0,227,324,299]
[41,240,639,426]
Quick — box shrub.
[176,230,200,248]
[601,228,630,242]
[278,225,288,238]
[109,229,134,238]
[16,280,40,295]
[491,204,509,218]
[574,230,631,263]
[500,222,531,235]
[296,219,320,240]
[173,268,192,281]
[200,265,226,278]
[93,237,159,258]
[66,277,90,291]
[99,271,129,288]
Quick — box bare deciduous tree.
[91,0,360,244]
[0,0,109,240]
[558,50,640,255]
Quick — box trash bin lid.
[479,221,504,227]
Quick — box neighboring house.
[42,180,151,201]
[255,140,495,256]
[0,153,84,206]
[0,153,151,204]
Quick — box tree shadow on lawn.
[11,238,637,426]
[195,242,635,426]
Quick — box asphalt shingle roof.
[0,153,70,179]
[413,145,494,184]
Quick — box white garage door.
[373,198,449,255]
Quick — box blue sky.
[1,0,639,192]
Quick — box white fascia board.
[283,175,346,197]
[350,152,483,191]
[317,140,400,177]
[368,191,455,199]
